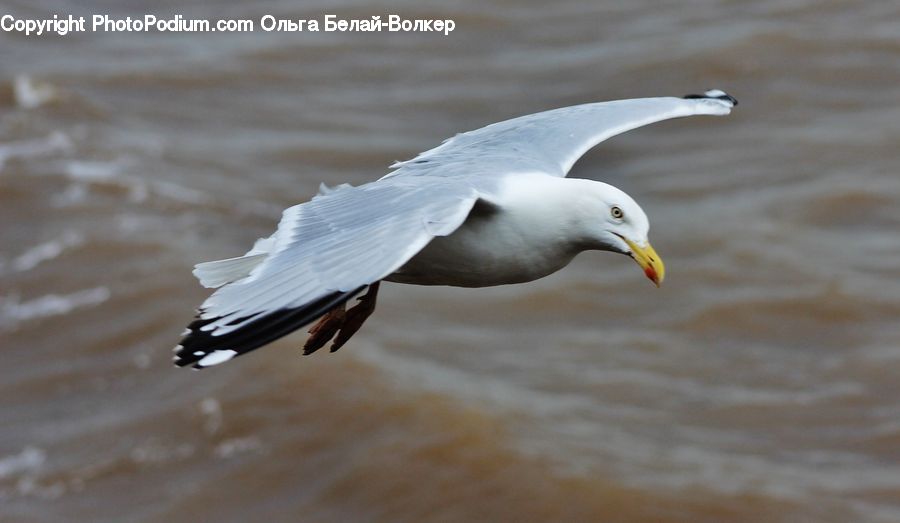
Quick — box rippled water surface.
[2,1,900,521]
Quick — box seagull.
[174,89,737,369]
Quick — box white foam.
[64,160,124,183]
[199,397,223,435]
[130,442,194,464]
[0,287,110,329]
[214,436,262,458]
[133,352,151,370]
[13,75,57,109]
[0,132,72,172]
[197,349,237,367]
[50,183,90,208]
[11,231,84,272]
[0,446,45,480]
[60,158,155,204]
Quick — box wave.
[8,232,85,273]
[0,287,110,331]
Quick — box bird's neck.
[495,174,609,251]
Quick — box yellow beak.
[622,238,665,287]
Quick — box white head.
[578,180,665,287]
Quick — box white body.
[389,175,612,287]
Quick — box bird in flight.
[174,89,737,369]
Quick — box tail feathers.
[193,254,267,288]
[173,286,364,369]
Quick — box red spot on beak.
[644,266,659,287]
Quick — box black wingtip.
[684,89,738,107]
[173,287,365,369]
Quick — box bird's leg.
[303,303,346,355]
[330,282,380,352]
[302,283,381,355]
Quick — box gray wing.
[387,90,737,178]
[175,177,483,368]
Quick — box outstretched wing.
[175,177,482,369]
[176,90,736,368]
[388,90,737,178]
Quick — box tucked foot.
[303,304,346,355]
[301,282,381,355]
[331,282,380,352]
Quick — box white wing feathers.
[175,178,481,368]
[198,179,480,333]
[390,90,736,177]
[192,181,362,291]
[193,253,268,289]
[193,234,279,289]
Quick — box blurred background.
[2,1,899,521]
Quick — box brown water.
[2,1,900,521]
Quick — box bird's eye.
[610,206,624,219]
